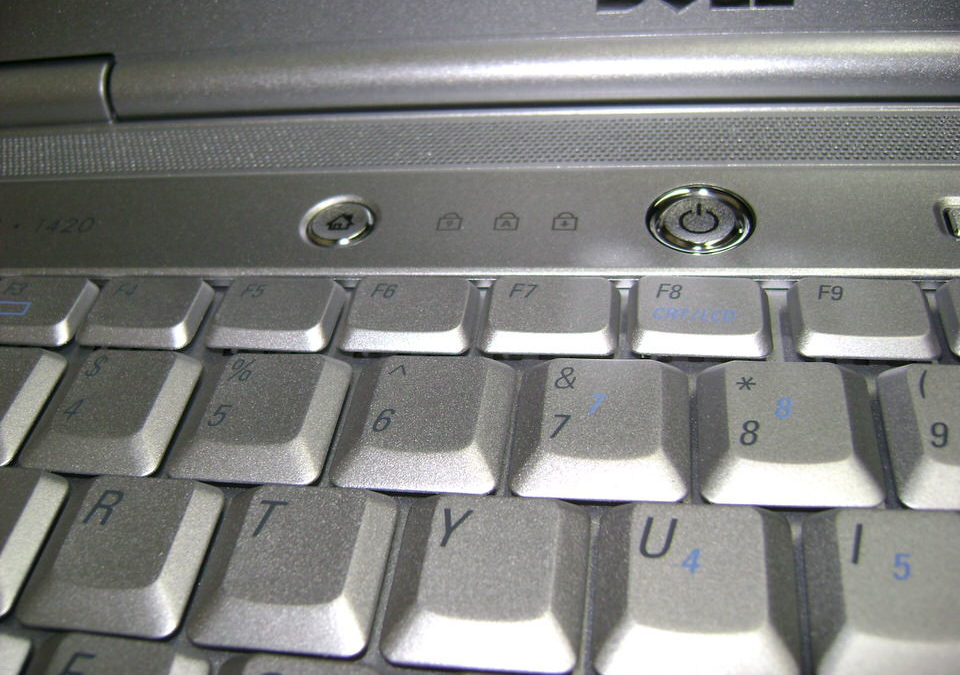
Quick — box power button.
[647,186,754,254]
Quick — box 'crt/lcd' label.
[652,307,737,322]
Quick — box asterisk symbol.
[736,376,756,391]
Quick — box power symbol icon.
[679,203,720,234]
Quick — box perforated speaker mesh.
[2,108,959,177]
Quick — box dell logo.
[598,0,794,12]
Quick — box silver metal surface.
[630,276,771,358]
[0,468,68,617]
[788,278,939,361]
[381,495,590,673]
[698,362,884,507]
[168,353,351,485]
[105,34,960,118]
[188,486,396,657]
[330,356,515,494]
[339,277,479,354]
[803,509,960,675]
[646,186,754,254]
[877,365,960,509]
[934,278,960,357]
[19,350,202,477]
[4,162,960,279]
[0,57,112,127]
[0,348,66,466]
[593,503,800,675]
[0,633,29,675]
[26,633,209,675]
[206,277,346,352]
[479,277,618,356]
[0,278,97,347]
[220,654,378,675]
[77,277,213,350]
[510,359,689,502]
[17,476,223,638]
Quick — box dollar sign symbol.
[85,354,108,377]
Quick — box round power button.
[647,186,754,254]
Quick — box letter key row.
[2,473,958,674]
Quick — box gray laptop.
[1,1,959,673]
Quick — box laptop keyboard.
[1,274,959,675]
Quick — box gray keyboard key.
[510,359,689,501]
[339,277,479,354]
[594,503,800,675]
[0,348,66,466]
[17,476,223,638]
[0,468,68,616]
[381,495,590,673]
[878,364,960,509]
[207,277,346,352]
[631,276,771,358]
[787,278,939,360]
[168,353,350,485]
[20,350,201,476]
[221,655,377,675]
[189,486,396,657]
[0,633,29,675]
[78,277,213,349]
[26,633,208,675]
[479,277,619,356]
[0,277,98,347]
[934,278,960,357]
[698,361,884,507]
[330,356,515,494]
[804,509,960,675]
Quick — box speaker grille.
[2,108,959,177]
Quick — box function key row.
[4,351,959,509]
[3,473,959,674]
[0,275,957,360]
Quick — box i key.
[16,476,223,638]
[593,503,801,675]
[20,349,201,476]
[189,486,396,657]
[511,359,689,501]
[804,509,960,674]
[381,495,590,673]
[698,361,884,507]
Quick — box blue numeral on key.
[588,393,607,415]
[682,548,702,574]
[893,552,912,581]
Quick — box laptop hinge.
[0,56,113,128]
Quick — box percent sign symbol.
[227,357,256,382]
